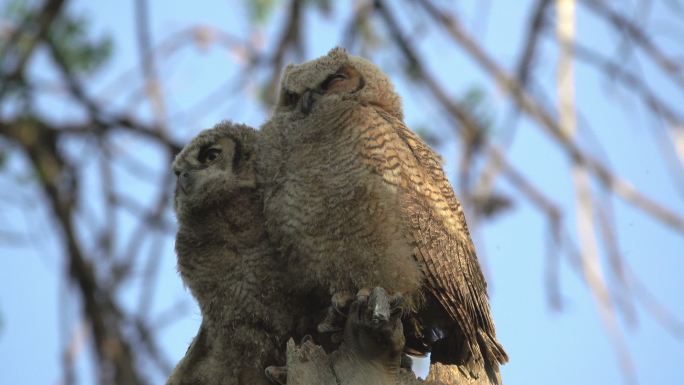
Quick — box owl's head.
[276,47,403,120]
[172,122,257,218]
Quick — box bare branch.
[262,0,305,105]
[0,0,67,98]
[134,0,167,127]
[417,0,684,234]
[580,0,684,91]
[0,122,149,385]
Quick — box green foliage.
[306,0,332,14]
[245,0,332,24]
[247,0,278,23]
[1,0,112,76]
[258,82,275,106]
[3,0,30,19]
[0,148,6,171]
[460,86,494,134]
[1,0,32,55]
[49,13,113,75]
[356,18,381,49]
[403,60,421,81]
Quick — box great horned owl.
[169,122,301,385]
[257,48,507,383]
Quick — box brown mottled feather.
[378,110,507,364]
[257,48,507,383]
[169,123,305,385]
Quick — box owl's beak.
[179,172,192,195]
[300,90,318,115]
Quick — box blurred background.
[1,0,683,384]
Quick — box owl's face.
[172,123,256,217]
[275,47,403,120]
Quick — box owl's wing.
[374,110,508,366]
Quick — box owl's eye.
[321,73,348,91]
[198,148,222,164]
[283,90,300,107]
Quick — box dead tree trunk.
[283,339,501,385]
[280,287,501,385]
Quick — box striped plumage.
[257,48,507,383]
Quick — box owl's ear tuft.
[279,64,295,87]
[284,63,294,72]
[328,46,349,60]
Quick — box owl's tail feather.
[477,329,509,366]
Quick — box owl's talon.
[264,365,287,385]
[331,291,355,315]
[355,287,371,298]
[368,287,391,326]
[343,286,406,373]
[300,334,313,344]
[317,290,355,333]
[317,307,343,333]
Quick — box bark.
[282,339,501,385]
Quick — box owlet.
[169,122,301,385]
[257,48,508,383]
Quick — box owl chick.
[257,48,507,383]
[169,122,300,385]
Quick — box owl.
[257,48,508,383]
[169,122,303,385]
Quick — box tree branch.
[417,0,684,234]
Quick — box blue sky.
[1,1,682,384]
